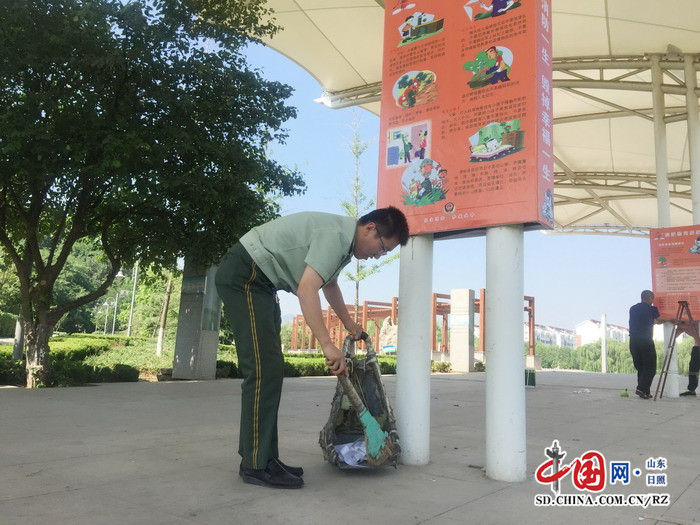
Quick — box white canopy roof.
[261,0,700,236]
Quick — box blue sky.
[244,43,653,331]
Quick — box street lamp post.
[111,290,129,335]
[102,301,110,335]
[127,261,139,337]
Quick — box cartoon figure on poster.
[400,158,448,207]
[392,0,416,15]
[540,189,554,224]
[463,46,513,90]
[657,256,668,268]
[386,122,430,167]
[690,236,700,254]
[464,0,521,21]
[468,119,524,162]
[397,12,445,46]
[393,70,437,109]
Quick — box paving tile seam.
[639,513,695,525]
[639,412,686,432]
[0,484,87,504]
[413,484,513,525]
[0,441,232,473]
[662,471,700,518]
[107,491,207,524]
[0,462,237,505]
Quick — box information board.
[377,0,554,236]
[650,226,700,319]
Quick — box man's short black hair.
[358,206,410,246]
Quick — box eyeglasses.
[377,229,388,256]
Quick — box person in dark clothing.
[628,290,674,399]
[677,321,700,396]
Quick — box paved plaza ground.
[1,370,699,524]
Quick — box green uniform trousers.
[215,242,283,470]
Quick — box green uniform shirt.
[239,212,357,294]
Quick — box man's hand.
[345,321,364,341]
[322,343,348,376]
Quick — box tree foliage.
[340,111,397,317]
[533,338,696,376]
[0,0,305,386]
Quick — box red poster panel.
[650,226,700,319]
[377,0,554,236]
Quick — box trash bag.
[319,336,401,469]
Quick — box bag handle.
[341,332,376,359]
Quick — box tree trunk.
[156,276,173,357]
[354,260,360,322]
[24,322,53,388]
[12,315,24,360]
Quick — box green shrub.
[0,358,24,386]
[50,337,112,361]
[0,312,15,337]
[283,352,324,359]
[83,341,171,374]
[216,359,239,378]
[218,344,238,364]
[51,360,140,387]
[431,361,452,373]
[284,357,330,377]
[1,335,409,386]
[474,361,485,372]
[377,355,396,374]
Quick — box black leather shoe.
[272,458,304,477]
[239,459,303,489]
[635,389,651,399]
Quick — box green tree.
[53,240,113,333]
[340,112,398,320]
[0,248,21,314]
[0,0,305,387]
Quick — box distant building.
[575,319,629,347]
[524,323,575,348]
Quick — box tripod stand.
[654,301,693,400]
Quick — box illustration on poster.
[463,46,514,90]
[464,0,521,21]
[469,120,525,162]
[690,237,700,254]
[396,11,444,46]
[400,158,448,207]
[386,122,430,168]
[393,70,437,109]
[541,189,554,224]
[392,0,416,16]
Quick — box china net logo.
[534,440,670,508]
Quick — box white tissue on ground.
[334,437,370,467]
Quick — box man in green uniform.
[215,207,410,488]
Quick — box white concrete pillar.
[485,224,526,482]
[686,55,700,217]
[172,262,221,380]
[652,54,678,397]
[396,234,433,465]
[449,288,475,372]
[686,55,700,397]
[651,55,671,226]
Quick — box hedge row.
[0,337,450,387]
[0,312,16,338]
